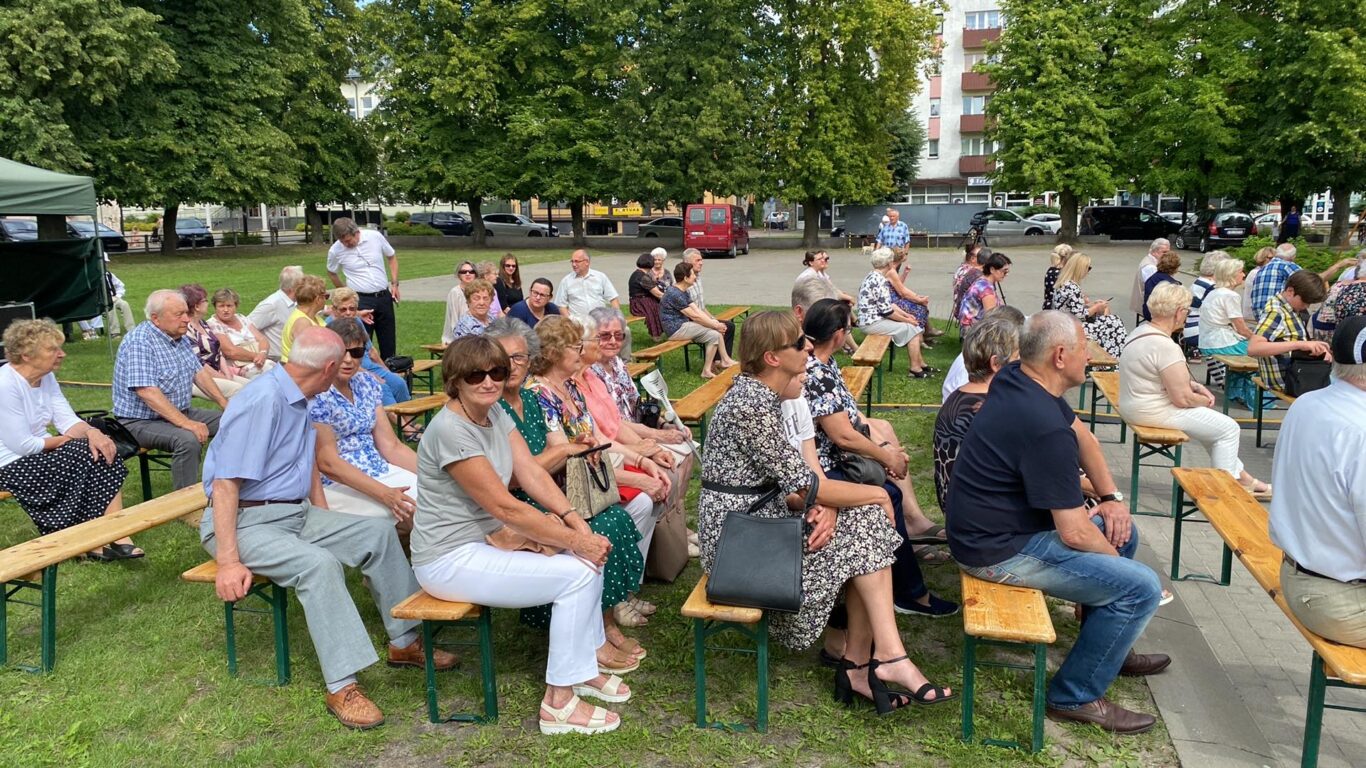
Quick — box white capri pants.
[670,322,722,346]
[414,542,605,686]
[859,316,922,347]
[321,467,417,519]
[1147,406,1245,479]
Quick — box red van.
[683,204,750,257]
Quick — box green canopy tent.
[0,157,108,323]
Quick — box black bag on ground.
[705,475,817,613]
[76,409,141,460]
[1282,352,1331,397]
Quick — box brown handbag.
[645,498,690,582]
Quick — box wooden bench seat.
[1170,467,1366,767]
[625,361,654,379]
[851,334,892,401]
[1,486,208,673]
[672,365,739,442]
[1252,375,1295,448]
[681,575,769,732]
[633,339,690,364]
[391,590,497,724]
[384,393,449,441]
[960,572,1056,753]
[183,560,291,686]
[409,358,442,393]
[1076,340,1118,409]
[1090,371,1189,518]
[841,365,875,415]
[713,306,750,324]
[420,342,447,359]
[1210,354,1259,413]
[626,314,645,326]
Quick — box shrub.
[294,222,308,232]
[1228,235,1348,274]
[383,221,442,237]
[222,232,263,245]
[124,221,158,232]
[393,210,410,223]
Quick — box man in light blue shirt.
[1269,315,1366,648]
[201,326,452,729]
[876,208,911,250]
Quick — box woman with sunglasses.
[411,335,627,735]
[796,250,856,304]
[1052,252,1126,358]
[310,319,419,532]
[494,253,524,311]
[441,261,478,344]
[698,311,954,711]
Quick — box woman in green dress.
[485,316,647,670]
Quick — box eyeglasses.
[458,269,475,275]
[462,366,510,385]
[530,290,552,299]
[567,342,584,353]
[345,346,366,359]
[789,334,813,351]
[507,352,531,365]
[597,331,625,342]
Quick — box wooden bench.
[182,560,291,686]
[633,339,692,370]
[420,342,447,359]
[391,590,497,724]
[409,358,442,394]
[672,365,739,443]
[713,305,750,324]
[1252,375,1295,448]
[626,314,645,327]
[851,334,892,402]
[385,393,448,442]
[0,486,208,673]
[1090,371,1190,518]
[1078,340,1118,409]
[960,572,1056,753]
[1169,467,1366,768]
[681,574,769,732]
[625,361,654,379]
[841,365,875,416]
[1211,354,1259,414]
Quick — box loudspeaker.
[0,302,36,362]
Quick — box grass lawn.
[0,247,1177,767]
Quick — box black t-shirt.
[945,362,1084,567]
[495,278,523,312]
[628,269,659,300]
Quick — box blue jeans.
[362,360,410,405]
[960,516,1161,709]
[826,467,927,603]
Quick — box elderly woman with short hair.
[207,287,274,379]
[857,247,935,378]
[328,287,410,407]
[1141,249,1183,321]
[958,251,1011,333]
[1119,283,1272,499]
[182,283,253,399]
[628,252,666,339]
[0,319,138,558]
[281,274,329,363]
[453,279,497,338]
[660,262,736,378]
[474,261,504,319]
[1184,251,1226,356]
[1052,252,1126,358]
[1198,258,1258,405]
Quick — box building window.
[961,136,998,156]
[910,185,953,205]
[963,95,991,115]
[929,98,941,117]
[927,139,939,159]
[346,97,357,114]
[362,96,374,110]
[964,52,998,69]
[934,13,944,35]
[965,10,1001,29]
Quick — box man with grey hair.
[113,289,227,489]
[202,326,448,730]
[327,217,401,360]
[1249,240,1357,322]
[947,310,1168,734]
[1269,315,1366,648]
[1129,238,1170,320]
[248,265,305,360]
[679,247,734,356]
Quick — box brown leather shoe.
[1119,651,1172,677]
[324,684,385,730]
[387,638,458,671]
[1046,697,1156,734]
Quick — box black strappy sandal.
[865,656,915,715]
[908,681,957,706]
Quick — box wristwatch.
[1099,492,1124,503]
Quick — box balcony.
[959,155,995,175]
[962,27,1001,48]
[961,71,993,91]
[959,113,988,133]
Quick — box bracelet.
[556,508,575,519]
[878,441,892,448]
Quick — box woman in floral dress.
[1052,252,1127,358]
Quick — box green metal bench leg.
[269,584,290,686]
[422,621,441,723]
[476,609,497,722]
[683,344,692,372]
[0,580,7,668]
[1,565,59,674]
[1129,435,1141,517]
[1302,653,1326,768]
[960,634,1048,753]
[1030,643,1047,753]
[692,616,768,731]
[420,612,497,724]
[693,618,708,728]
[755,615,769,732]
[874,367,883,403]
[961,634,977,742]
[224,599,239,677]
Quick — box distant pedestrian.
[327,218,401,360]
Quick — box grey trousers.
[201,502,421,684]
[122,407,222,489]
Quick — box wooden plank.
[674,365,740,422]
[1090,370,1189,445]
[626,315,645,326]
[391,590,481,622]
[1086,340,1117,369]
[1172,468,1366,685]
[680,574,763,624]
[420,342,447,358]
[633,339,689,362]
[0,486,208,583]
[851,334,891,367]
[961,572,1056,644]
[713,306,750,323]
[842,366,874,403]
[384,392,448,417]
[625,361,654,379]
[1212,354,1258,373]
[1253,376,1297,405]
[181,560,269,586]
[0,490,11,502]
[411,358,441,374]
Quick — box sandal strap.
[912,682,947,701]
[540,694,582,721]
[874,654,910,666]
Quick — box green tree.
[0,0,174,171]
[761,0,940,247]
[888,111,926,198]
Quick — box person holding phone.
[1052,252,1127,358]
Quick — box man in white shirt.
[1129,239,1169,321]
[553,249,620,316]
[326,218,400,360]
[1269,314,1366,648]
[248,265,304,361]
[681,248,734,355]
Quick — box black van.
[1079,206,1181,240]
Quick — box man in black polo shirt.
[947,310,1168,734]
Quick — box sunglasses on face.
[789,334,813,351]
[458,269,476,275]
[597,332,625,342]
[504,263,516,269]
[345,346,365,359]
[462,366,510,385]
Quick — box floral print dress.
[698,374,899,650]
[308,371,388,484]
[591,357,641,422]
[1053,281,1127,358]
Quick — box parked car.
[1174,209,1254,252]
[637,216,683,238]
[481,213,558,237]
[1078,205,1180,240]
[1160,212,1189,226]
[765,211,790,230]
[970,208,1051,236]
[68,220,129,252]
[409,211,473,236]
[1025,212,1063,234]
[0,218,38,242]
[684,203,750,257]
[1252,212,1280,239]
[170,217,215,248]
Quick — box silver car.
[481,213,558,237]
[980,208,1050,236]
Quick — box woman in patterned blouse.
[855,248,936,378]
[957,251,1011,333]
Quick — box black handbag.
[705,475,817,613]
[75,409,141,460]
[384,355,415,374]
[836,422,887,486]
[1283,352,1331,397]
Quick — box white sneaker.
[687,542,700,558]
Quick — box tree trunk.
[570,200,586,246]
[468,197,486,247]
[802,195,822,248]
[306,201,323,244]
[1058,189,1079,242]
[161,204,180,256]
[1329,185,1351,247]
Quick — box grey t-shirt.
[411,404,515,566]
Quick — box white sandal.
[628,595,657,616]
[539,695,620,735]
[613,602,649,627]
[573,674,633,703]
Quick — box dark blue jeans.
[826,468,927,604]
[960,515,1161,709]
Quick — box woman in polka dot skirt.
[0,320,137,559]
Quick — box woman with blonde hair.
[1052,252,1126,357]
[1042,243,1075,310]
[453,279,497,338]
[280,274,329,363]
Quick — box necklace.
[454,397,493,427]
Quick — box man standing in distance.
[876,208,911,252]
[554,249,620,316]
[681,248,734,356]
[327,218,400,360]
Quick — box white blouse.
[0,364,81,468]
